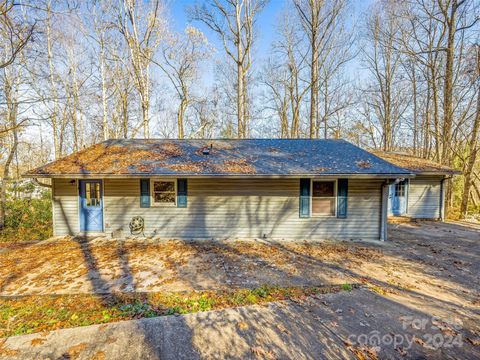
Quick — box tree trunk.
[432,67,441,162]
[121,81,129,139]
[237,62,244,138]
[0,71,19,230]
[290,73,300,138]
[70,62,80,152]
[141,66,150,139]
[441,0,457,165]
[141,102,148,138]
[177,97,187,139]
[423,68,432,158]
[100,35,109,141]
[46,1,60,159]
[460,83,480,217]
[323,80,328,139]
[243,72,249,137]
[310,22,318,139]
[412,64,418,155]
[0,130,18,229]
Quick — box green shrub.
[0,190,52,242]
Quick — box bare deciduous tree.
[0,1,35,69]
[155,26,211,139]
[293,0,345,138]
[190,0,267,138]
[0,57,24,228]
[460,44,480,216]
[361,0,408,151]
[262,9,311,138]
[117,0,165,138]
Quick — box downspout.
[380,181,389,241]
[405,179,410,216]
[439,176,451,222]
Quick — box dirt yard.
[0,221,478,302]
[1,221,479,357]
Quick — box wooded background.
[1,0,479,233]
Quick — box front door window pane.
[85,182,101,207]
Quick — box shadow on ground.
[2,288,479,359]
[0,221,479,359]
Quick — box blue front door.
[79,180,103,232]
[392,180,408,216]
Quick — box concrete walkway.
[2,288,478,360]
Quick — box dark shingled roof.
[24,139,413,178]
[372,151,461,175]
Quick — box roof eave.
[412,170,461,176]
[23,172,415,179]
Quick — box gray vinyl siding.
[52,178,79,235]
[101,178,382,241]
[407,175,443,219]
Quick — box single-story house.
[24,139,453,242]
[373,152,460,220]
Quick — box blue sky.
[170,0,374,50]
[169,0,374,84]
[169,0,282,59]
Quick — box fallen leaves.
[356,160,372,169]
[466,337,480,346]
[394,346,408,356]
[0,285,346,338]
[349,345,379,360]
[372,151,457,173]
[26,140,262,176]
[163,158,257,174]
[90,350,106,360]
[28,142,184,176]
[214,159,257,174]
[238,321,249,330]
[0,237,381,297]
[251,346,276,359]
[30,338,47,346]
[275,323,289,334]
[0,340,19,356]
[66,342,88,360]
[0,239,190,295]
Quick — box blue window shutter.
[337,179,348,218]
[299,178,311,218]
[177,179,187,208]
[140,179,150,208]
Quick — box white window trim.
[311,179,337,217]
[150,178,177,207]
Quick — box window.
[151,180,176,206]
[85,182,101,207]
[395,181,406,197]
[312,180,336,216]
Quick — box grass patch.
[341,283,353,291]
[0,285,346,337]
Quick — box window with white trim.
[151,180,176,206]
[312,180,336,216]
